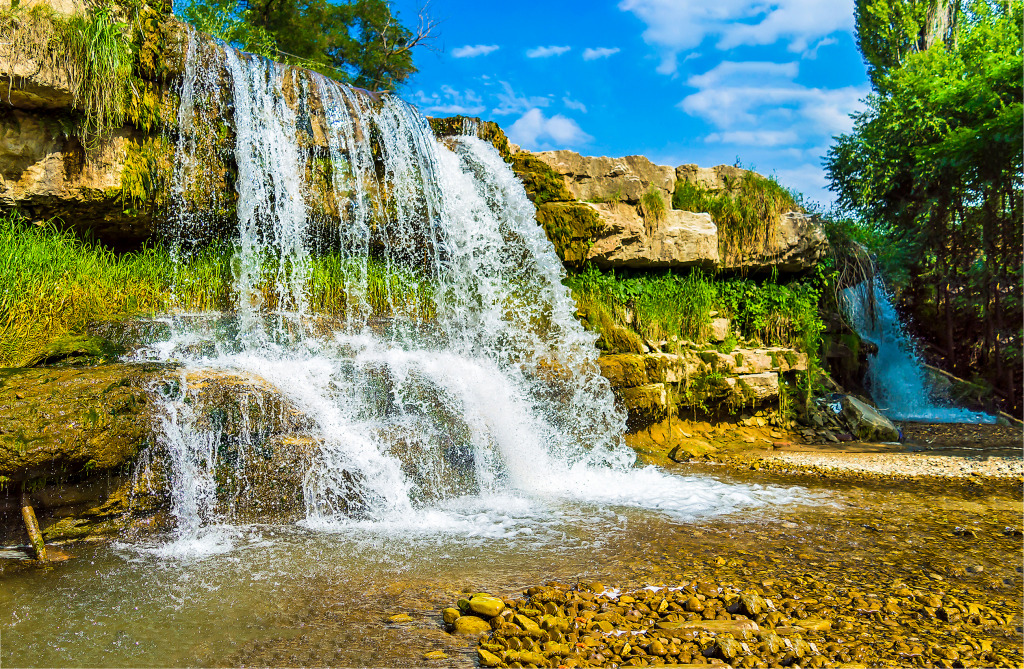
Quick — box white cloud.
[802,37,837,60]
[582,47,621,61]
[411,86,486,116]
[491,81,550,116]
[562,96,588,113]
[680,61,867,137]
[508,109,593,150]
[527,45,571,58]
[451,44,499,58]
[705,130,800,146]
[618,0,854,74]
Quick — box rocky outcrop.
[598,345,808,430]
[586,202,718,269]
[530,150,675,204]
[520,149,828,274]
[722,211,829,273]
[0,0,187,244]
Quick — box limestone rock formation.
[598,346,808,429]
[518,148,828,274]
[530,150,675,204]
[723,210,829,273]
[586,202,719,269]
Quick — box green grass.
[639,187,666,224]
[673,172,796,266]
[0,213,434,366]
[567,266,716,352]
[0,3,138,145]
[566,265,823,357]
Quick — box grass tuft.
[673,172,796,266]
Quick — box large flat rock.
[586,202,719,269]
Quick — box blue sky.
[390,0,871,206]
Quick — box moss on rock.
[511,153,574,205]
[533,202,602,268]
[0,364,159,482]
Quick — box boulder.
[710,318,731,342]
[530,150,676,204]
[468,594,505,618]
[724,372,780,406]
[452,615,492,636]
[839,395,901,442]
[586,202,719,269]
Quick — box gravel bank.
[764,451,1023,478]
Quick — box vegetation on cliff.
[567,266,824,362]
[0,1,172,144]
[827,0,1022,414]
[673,172,797,267]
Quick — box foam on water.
[140,33,815,557]
[842,281,995,423]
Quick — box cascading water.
[841,280,995,424]
[137,31,807,555]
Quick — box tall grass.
[567,266,715,352]
[566,264,823,356]
[673,172,796,266]
[0,214,436,366]
[0,4,136,145]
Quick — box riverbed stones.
[469,594,506,618]
[452,615,492,636]
[445,567,1022,669]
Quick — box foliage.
[566,265,824,362]
[856,0,961,88]
[672,172,796,266]
[0,212,434,366]
[0,3,138,145]
[178,0,436,90]
[828,0,1022,413]
[639,187,666,224]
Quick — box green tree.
[178,0,437,90]
[828,0,1023,414]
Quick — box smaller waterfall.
[841,281,996,423]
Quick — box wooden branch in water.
[19,481,47,562]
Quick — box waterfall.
[841,280,995,424]
[139,32,801,551]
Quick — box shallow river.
[2,463,1021,668]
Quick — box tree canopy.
[178,0,437,90]
[828,0,1023,414]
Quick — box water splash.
[841,280,995,423]
[143,33,811,552]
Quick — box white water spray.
[144,33,808,553]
